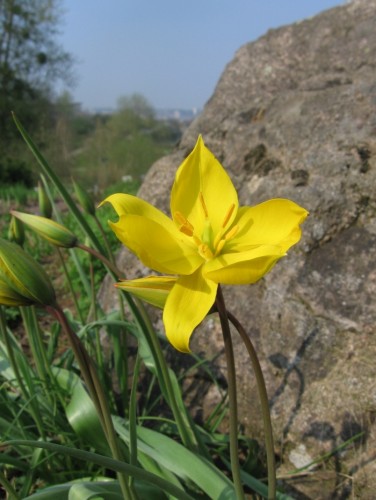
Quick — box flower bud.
[38,181,53,218]
[0,238,56,306]
[115,276,176,309]
[8,215,25,246]
[72,179,96,216]
[11,211,77,248]
[0,269,34,306]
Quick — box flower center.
[175,192,238,261]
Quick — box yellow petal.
[101,193,170,227]
[204,245,286,284]
[116,275,176,309]
[110,215,203,275]
[163,268,217,353]
[225,199,308,253]
[170,136,238,236]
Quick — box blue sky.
[58,0,345,112]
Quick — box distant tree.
[0,0,74,186]
[73,94,182,188]
[116,93,155,121]
[0,0,74,157]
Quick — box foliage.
[0,0,74,188]
[69,94,180,188]
[0,116,293,500]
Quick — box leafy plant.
[0,116,304,499]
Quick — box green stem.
[129,352,142,477]
[113,292,130,416]
[57,247,84,323]
[79,239,199,451]
[20,307,48,386]
[46,304,135,500]
[215,286,245,500]
[77,242,122,277]
[227,311,276,500]
[88,253,104,372]
[93,213,116,264]
[0,469,19,500]
[0,307,45,438]
[133,297,199,451]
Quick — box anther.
[198,243,214,260]
[175,211,194,236]
[180,225,194,237]
[222,203,235,228]
[199,192,209,219]
[214,239,225,255]
[224,224,239,241]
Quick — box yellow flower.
[103,136,308,352]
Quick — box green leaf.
[6,441,194,500]
[12,113,106,256]
[114,418,236,499]
[24,479,168,500]
[52,367,110,455]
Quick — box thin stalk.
[129,352,142,478]
[57,247,84,323]
[134,297,199,452]
[227,311,276,500]
[27,306,67,410]
[80,236,199,452]
[215,286,245,500]
[0,308,46,440]
[88,253,104,372]
[77,242,121,277]
[0,470,19,500]
[46,304,136,500]
[93,213,116,264]
[113,292,129,416]
[20,307,48,386]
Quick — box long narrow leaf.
[52,367,110,455]
[12,113,105,255]
[6,441,194,500]
[24,479,168,500]
[114,418,236,499]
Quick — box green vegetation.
[0,0,74,187]
[0,120,275,499]
[45,92,182,189]
[0,1,181,192]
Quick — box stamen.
[214,224,239,256]
[214,239,225,256]
[224,224,239,241]
[175,211,194,236]
[198,243,214,260]
[199,192,209,219]
[213,231,223,252]
[222,203,235,228]
[180,225,194,237]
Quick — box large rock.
[102,0,376,497]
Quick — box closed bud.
[8,215,25,246]
[0,238,56,306]
[38,181,53,218]
[0,269,34,306]
[11,211,78,248]
[72,179,96,216]
[115,276,176,309]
